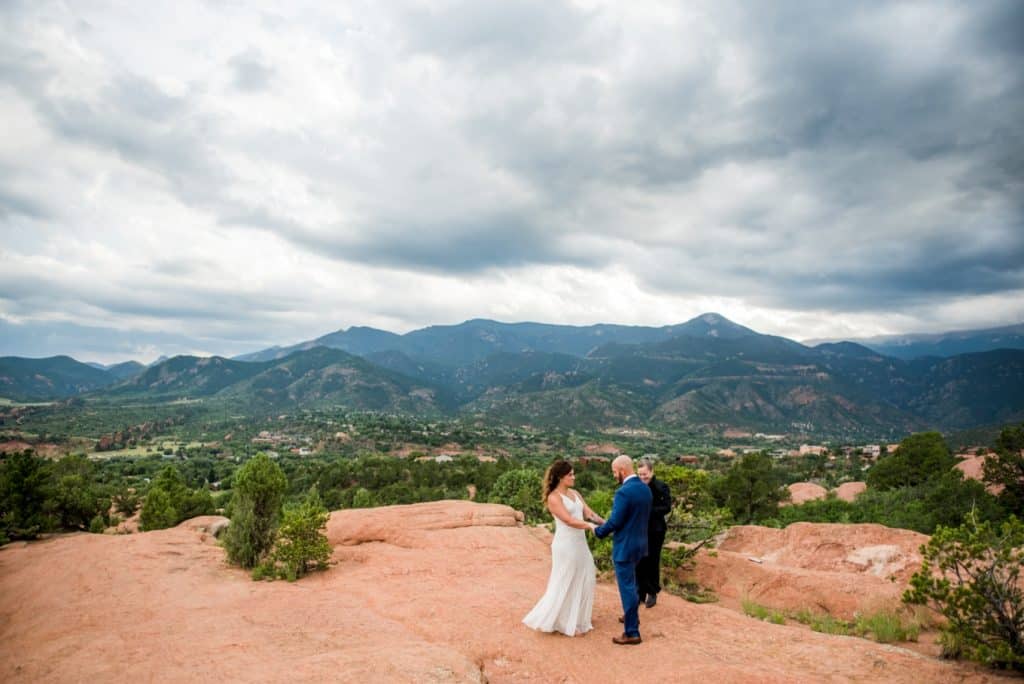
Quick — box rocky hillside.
[0,502,1013,682]
[9,314,1024,436]
[0,355,119,400]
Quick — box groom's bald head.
[611,455,634,482]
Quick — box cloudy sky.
[1,1,1022,363]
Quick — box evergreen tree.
[712,453,787,523]
[263,491,331,581]
[0,451,50,540]
[867,432,954,490]
[224,453,287,569]
[985,423,1024,516]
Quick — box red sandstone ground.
[0,502,1016,683]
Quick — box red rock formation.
[835,481,867,502]
[687,522,929,620]
[0,505,1012,682]
[955,454,1004,495]
[785,482,828,505]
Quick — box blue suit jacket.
[594,475,653,563]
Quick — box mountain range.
[2,313,1022,436]
[810,323,1024,360]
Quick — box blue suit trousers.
[614,559,641,637]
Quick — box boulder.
[834,481,867,502]
[784,482,828,505]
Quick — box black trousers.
[637,528,666,598]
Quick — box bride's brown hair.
[541,459,574,506]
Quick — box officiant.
[636,457,671,608]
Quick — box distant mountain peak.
[673,312,757,339]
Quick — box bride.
[522,460,604,637]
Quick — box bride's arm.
[577,493,605,524]
[547,493,594,530]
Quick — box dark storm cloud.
[407,0,1024,308]
[1,0,1022,361]
[343,212,586,273]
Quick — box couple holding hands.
[522,456,670,645]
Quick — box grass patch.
[809,613,852,636]
[790,608,853,634]
[89,440,205,459]
[791,607,921,642]
[667,580,718,604]
[854,610,921,643]
[742,598,786,624]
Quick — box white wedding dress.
[522,492,596,636]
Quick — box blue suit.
[595,475,652,638]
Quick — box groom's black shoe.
[612,633,643,645]
[645,593,657,608]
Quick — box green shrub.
[112,489,140,516]
[489,468,544,522]
[179,488,215,519]
[665,579,717,604]
[255,492,332,581]
[47,455,109,530]
[140,487,178,531]
[586,532,614,573]
[138,465,215,531]
[223,453,287,569]
[904,514,1024,670]
[89,514,107,534]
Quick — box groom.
[594,455,652,645]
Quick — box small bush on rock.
[903,514,1024,670]
[254,491,332,581]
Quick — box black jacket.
[646,476,672,535]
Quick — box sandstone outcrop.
[835,481,868,502]
[786,482,828,504]
[687,522,928,620]
[955,454,1004,495]
[0,503,1013,682]
[783,481,867,505]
